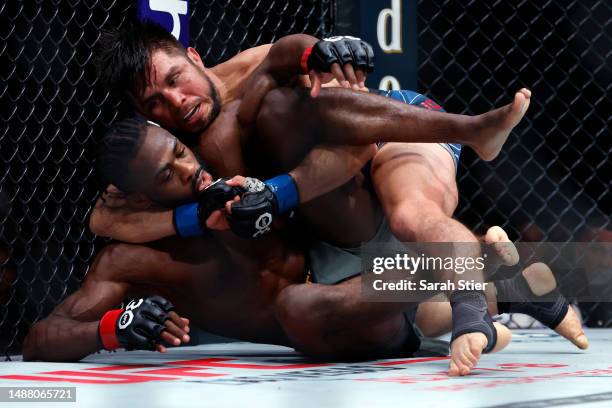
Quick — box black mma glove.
[173,178,245,237]
[301,36,374,74]
[98,295,174,351]
[229,174,299,239]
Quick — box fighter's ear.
[186,47,204,68]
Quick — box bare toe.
[448,360,461,376]
[485,226,519,266]
[511,91,530,124]
[484,226,509,244]
[555,305,589,350]
[519,87,532,98]
[450,332,488,376]
[472,89,531,161]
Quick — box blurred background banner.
[138,0,190,47]
[0,0,609,357]
[335,0,418,90]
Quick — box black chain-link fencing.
[416,0,611,327]
[0,0,609,357]
[0,0,333,357]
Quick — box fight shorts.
[309,217,422,354]
[370,89,462,171]
[310,216,401,285]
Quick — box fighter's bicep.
[240,44,272,64]
[53,248,131,322]
[217,44,273,79]
[53,278,128,323]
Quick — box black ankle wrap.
[450,290,497,353]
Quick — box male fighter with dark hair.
[21,117,489,362]
[83,22,587,374]
[87,116,582,366]
[31,116,583,365]
[22,115,586,370]
[22,21,584,372]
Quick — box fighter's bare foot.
[521,263,588,350]
[448,322,511,376]
[484,226,519,266]
[555,305,589,350]
[471,88,531,161]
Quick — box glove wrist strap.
[265,174,299,214]
[300,47,313,75]
[99,309,124,351]
[173,202,205,237]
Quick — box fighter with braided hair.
[23,23,586,375]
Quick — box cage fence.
[0,0,609,357]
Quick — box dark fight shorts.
[371,89,462,171]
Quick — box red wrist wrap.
[300,47,313,75]
[99,309,124,350]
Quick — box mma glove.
[301,36,374,75]
[229,174,299,239]
[173,178,245,237]
[98,295,174,351]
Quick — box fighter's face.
[128,125,213,206]
[134,49,221,134]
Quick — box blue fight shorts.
[371,89,462,170]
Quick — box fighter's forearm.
[22,317,101,362]
[289,144,376,203]
[89,203,175,243]
[265,34,318,79]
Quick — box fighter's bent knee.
[387,203,423,242]
[275,283,363,355]
[274,283,344,333]
[387,202,448,242]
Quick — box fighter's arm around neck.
[229,34,376,213]
[89,141,375,243]
[89,189,175,243]
[87,43,274,244]
[89,35,374,242]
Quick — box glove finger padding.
[124,330,157,351]
[198,178,245,221]
[116,296,172,350]
[330,39,353,67]
[147,295,175,313]
[347,39,374,73]
[362,41,375,72]
[229,190,276,239]
[133,320,166,350]
[308,36,374,74]
[309,43,337,72]
[141,302,169,325]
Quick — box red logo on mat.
[0,358,329,384]
[0,358,572,386]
